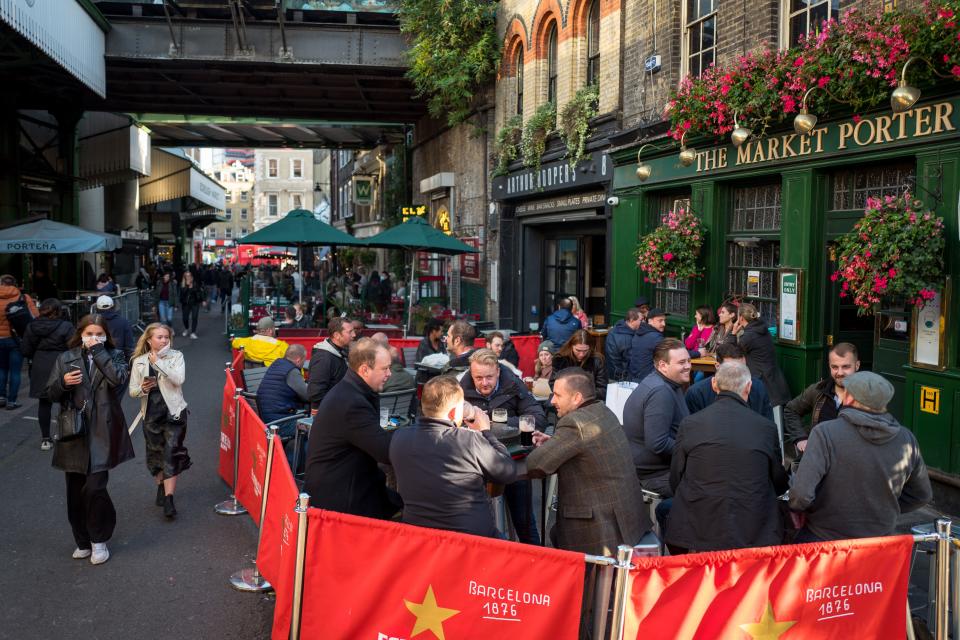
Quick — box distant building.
[253,149,315,230]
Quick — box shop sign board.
[911,278,950,370]
[460,238,480,279]
[779,269,802,344]
[620,98,960,187]
[401,205,427,222]
[354,178,373,205]
[515,192,607,216]
[493,152,611,201]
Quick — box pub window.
[784,0,838,49]
[586,0,601,86]
[652,193,693,317]
[547,22,558,104]
[684,0,716,78]
[830,162,914,211]
[515,48,525,117]
[727,183,782,328]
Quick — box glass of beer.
[524,376,534,391]
[492,408,508,423]
[519,415,535,446]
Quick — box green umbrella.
[237,208,366,303]
[364,216,479,335]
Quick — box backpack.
[4,293,33,337]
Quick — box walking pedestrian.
[153,271,179,327]
[129,323,191,519]
[20,298,73,450]
[202,266,217,312]
[95,295,135,362]
[179,271,205,339]
[0,274,38,409]
[47,314,134,565]
[218,267,234,314]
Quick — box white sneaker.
[90,542,109,565]
[182,330,189,337]
[72,547,91,559]
[40,439,53,451]
[190,333,198,339]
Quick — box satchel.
[54,401,87,442]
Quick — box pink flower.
[794,56,805,67]
[663,252,674,262]
[952,65,960,78]
[852,114,862,123]
[938,8,954,20]
[817,76,831,88]
[888,268,897,278]
[830,273,839,282]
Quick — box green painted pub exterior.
[609,92,960,477]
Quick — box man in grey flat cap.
[789,371,932,542]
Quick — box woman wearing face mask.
[46,314,134,566]
[551,330,608,400]
[129,323,190,519]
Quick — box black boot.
[163,494,177,519]
[156,484,165,507]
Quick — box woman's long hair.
[556,330,602,366]
[131,323,173,361]
[67,314,116,350]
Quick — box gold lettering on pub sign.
[694,101,956,173]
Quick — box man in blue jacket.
[541,297,581,349]
[685,343,774,421]
[622,338,691,497]
[628,308,666,381]
[605,307,641,381]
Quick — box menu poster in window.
[778,269,801,344]
[911,282,948,370]
[747,270,761,297]
[459,237,480,279]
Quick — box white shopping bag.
[605,381,638,424]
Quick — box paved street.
[0,307,273,640]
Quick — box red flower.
[663,252,674,262]
[830,273,839,282]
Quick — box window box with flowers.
[635,208,705,284]
[832,192,945,315]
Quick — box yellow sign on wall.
[919,386,940,415]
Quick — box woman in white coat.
[129,323,191,518]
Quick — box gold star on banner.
[404,585,460,640]
[739,601,797,639]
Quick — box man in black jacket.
[390,376,518,537]
[217,268,234,314]
[303,338,399,518]
[605,307,641,381]
[307,316,354,409]
[627,308,666,381]
[667,361,788,553]
[461,348,546,544]
[445,319,477,371]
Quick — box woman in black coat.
[736,304,792,406]
[46,314,134,566]
[551,330,608,400]
[20,298,74,450]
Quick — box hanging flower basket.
[635,208,705,283]
[832,192,944,314]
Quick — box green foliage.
[399,0,501,127]
[493,114,523,176]
[521,102,556,172]
[558,85,599,168]
[832,193,945,314]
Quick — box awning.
[0,0,107,97]
[0,218,122,253]
[139,148,226,213]
[79,112,151,190]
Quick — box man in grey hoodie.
[789,371,932,542]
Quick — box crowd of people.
[284,296,934,561]
[0,270,195,567]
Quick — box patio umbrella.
[364,216,479,335]
[237,208,365,303]
[0,218,122,253]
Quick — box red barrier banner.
[217,370,238,487]
[234,399,268,524]
[277,509,585,640]
[625,535,914,639]
[230,348,244,381]
[256,447,299,587]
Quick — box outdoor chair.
[241,366,269,395]
[402,346,418,368]
[379,388,416,426]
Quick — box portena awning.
[139,148,226,215]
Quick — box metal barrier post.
[215,388,249,515]
[592,563,614,640]
[289,493,310,640]
[230,425,279,592]
[608,545,634,640]
[935,519,951,640]
[952,538,960,640]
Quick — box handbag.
[53,401,87,442]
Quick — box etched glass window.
[727,184,782,327]
[830,162,914,210]
[652,194,693,316]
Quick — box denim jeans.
[504,479,540,545]
[158,300,174,325]
[0,337,23,402]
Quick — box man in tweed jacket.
[524,369,651,556]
